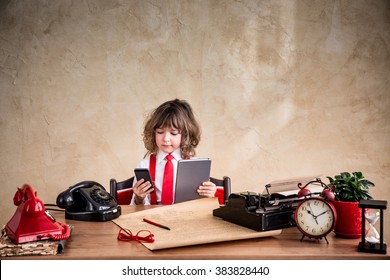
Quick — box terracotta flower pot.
[331,200,363,239]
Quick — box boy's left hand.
[197,181,217,197]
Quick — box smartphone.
[134,168,154,193]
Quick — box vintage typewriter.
[213,177,323,231]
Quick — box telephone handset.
[56,181,121,221]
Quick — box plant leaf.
[353,171,363,179]
[360,179,375,188]
[326,177,334,184]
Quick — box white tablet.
[174,158,211,203]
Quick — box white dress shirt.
[130,149,184,205]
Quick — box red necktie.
[161,154,174,205]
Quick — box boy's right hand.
[132,179,153,204]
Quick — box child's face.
[155,127,182,154]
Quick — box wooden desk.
[2,205,390,260]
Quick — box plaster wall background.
[0,0,389,228]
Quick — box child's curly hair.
[142,99,201,159]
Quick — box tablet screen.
[174,158,211,203]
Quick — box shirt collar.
[156,148,181,163]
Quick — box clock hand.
[306,209,315,216]
[306,208,319,225]
[315,210,329,218]
[308,204,318,217]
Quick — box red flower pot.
[331,200,363,239]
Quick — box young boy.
[131,99,216,205]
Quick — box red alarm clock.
[294,180,337,244]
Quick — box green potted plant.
[324,171,375,238]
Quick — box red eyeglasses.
[117,228,155,243]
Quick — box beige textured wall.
[1,0,389,228]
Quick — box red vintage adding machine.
[4,184,70,244]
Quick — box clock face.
[294,197,336,239]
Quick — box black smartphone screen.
[134,168,154,193]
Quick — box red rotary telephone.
[4,184,70,244]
